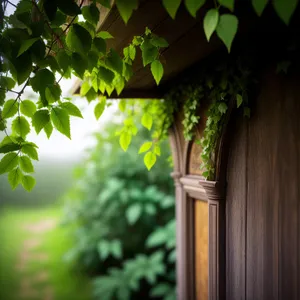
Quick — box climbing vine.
[0,0,298,190]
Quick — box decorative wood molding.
[180,175,208,200]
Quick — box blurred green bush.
[61,120,176,300]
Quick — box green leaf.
[66,24,92,55]
[20,100,36,117]
[97,31,114,39]
[141,39,159,66]
[60,102,83,118]
[17,38,39,57]
[139,141,153,154]
[151,284,171,297]
[10,51,32,85]
[94,98,106,120]
[145,204,156,215]
[218,0,234,11]
[273,0,297,25]
[163,0,181,19]
[45,84,62,104]
[57,0,81,16]
[244,107,251,118]
[98,66,115,85]
[0,76,16,89]
[216,14,238,52]
[0,141,20,153]
[150,36,169,48]
[82,3,100,26]
[2,99,18,119]
[44,122,53,139]
[236,94,243,108]
[126,203,142,225]
[185,0,206,17]
[71,53,88,79]
[97,241,110,260]
[19,155,34,173]
[110,240,122,259]
[144,151,156,170]
[218,102,228,114]
[142,113,153,130]
[252,0,268,16]
[22,144,38,160]
[12,116,30,138]
[92,37,106,54]
[106,49,123,74]
[203,9,219,42]
[116,0,138,23]
[56,51,71,74]
[151,60,164,85]
[21,175,36,192]
[31,69,55,93]
[154,145,161,156]
[51,107,71,139]
[146,228,166,247]
[0,153,19,175]
[119,132,131,151]
[128,44,136,60]
[80,81,91,96]
[8,168,23,190]
[32,110,50,134]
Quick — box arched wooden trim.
[198,100,236,300]
[169,99,235,300]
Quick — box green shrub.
[61,120,176,300]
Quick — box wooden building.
[76,1,300,299]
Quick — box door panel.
[195,200,208,300]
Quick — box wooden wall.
[226,69,300,300]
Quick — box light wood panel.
[195,200,208,300]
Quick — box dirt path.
[16,219,56,300]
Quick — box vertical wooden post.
[199,180,226,300]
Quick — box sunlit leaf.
[20,100,36,117]
[203,9,219,42]
[60,102,83,118]
[51,107,71,139]
[119,132,131,151]
[12,116,30,138]
[151,60,164,85]
[19,155,34,173]
[32,109,50,134]
[138,141,153,154]
[144,151,156,170]
[116,0,138,23]
[2,99,18,119]
[0,153,19,175]
[8,167,23,190]
[21,175,36,192]
[185,0,206,17]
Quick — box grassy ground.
[0,205,91,300]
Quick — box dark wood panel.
[246,71,280,300]
[277,75,300,300]
[225,113,247,300]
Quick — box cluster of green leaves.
[61,120,176,300]
[115,99,177,171]
[0,0,168,190]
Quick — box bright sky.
[3,1,117,160]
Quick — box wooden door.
[226,70,300,300]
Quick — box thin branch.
[7,0,17,8]
[0,87,19,94]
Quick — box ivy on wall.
[0,0,298,190]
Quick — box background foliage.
[61,116,176,300]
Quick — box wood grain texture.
[225,113,247,300]
[195,200,208,300]
[226,69,300,300]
